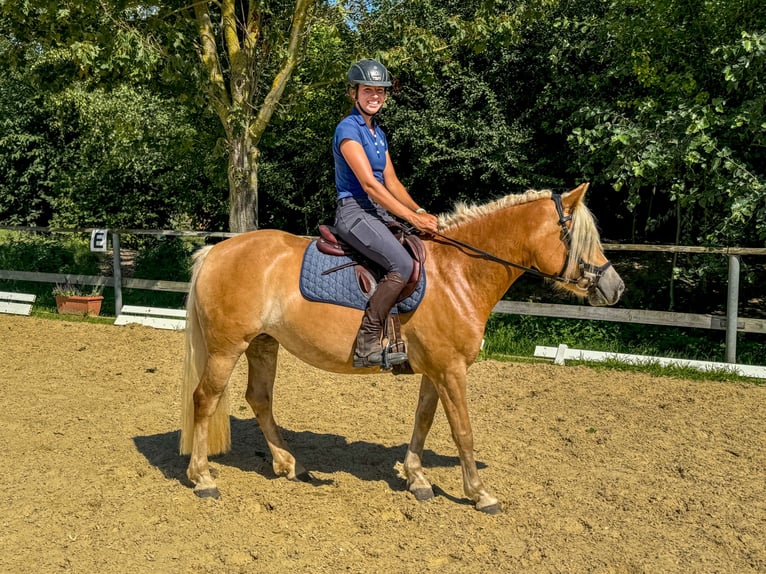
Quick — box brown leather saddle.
[315,222,426,302]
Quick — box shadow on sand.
[133,416,484,504]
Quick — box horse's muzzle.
[586,264,624,306]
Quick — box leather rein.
[427,194,612,289]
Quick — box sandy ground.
[0,314,764,573]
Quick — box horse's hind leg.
[187,351,242,498]
[404,375,440,501]
[245,335,308,481]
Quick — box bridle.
[550,193,614,290]
[429,194,613,290]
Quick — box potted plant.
[53,283,104,316]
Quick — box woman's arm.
[339,140,439,233]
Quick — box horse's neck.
[432,205,531,311]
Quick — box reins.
[429,229,579,285]
[425,194,611,287]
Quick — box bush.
[0,230,101,274]
[133,236,194,282]
[122,236,198,309]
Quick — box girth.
[316,223,426,302]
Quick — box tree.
[0,1,228,229]
[49,84,227,230]
[0,0,338,232]
[0,72,57,225]
[555,0,766,247]
[192,0,320,231]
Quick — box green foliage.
[558,1,766,246]
[0,1,188,91]
[121,235,196,308]
[133,237,194,282]
[0,73,58,225]
[48,84,227,230]
[0,1,228,230]
[0,231,101,274]
[386,73,534,211]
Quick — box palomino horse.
[180,183,624,514]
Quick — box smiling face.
[352,84,387,117]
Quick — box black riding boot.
[353,272,409,368]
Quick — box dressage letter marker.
[90,229,108,252]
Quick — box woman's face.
[354,84,387,116]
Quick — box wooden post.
[112,231,123,314]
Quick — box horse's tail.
[179,245,231,455]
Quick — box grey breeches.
[334,196,413,279]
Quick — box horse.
[179,183,624,514]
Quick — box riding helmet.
[346,59,392,87]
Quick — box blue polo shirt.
[333,108,389,200]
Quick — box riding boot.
[353,272,409,368]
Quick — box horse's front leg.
[404,375,440,501]
[435,368,502,515]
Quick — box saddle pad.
[299,241,426,312]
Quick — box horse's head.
[534,183,624,306]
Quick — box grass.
[479,314,766,384]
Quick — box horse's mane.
[438,189,554,230]
[564,196,603,282]
[438,188,603,282]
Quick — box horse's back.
[208,228,307,258]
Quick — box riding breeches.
[334,196,414,280]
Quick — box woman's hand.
[409,211,439,234]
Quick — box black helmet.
[347,59,392,87]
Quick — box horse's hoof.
[476,502,502,515]
[291,471,312,483]
[194,487,220,499]
[411,487,435,502]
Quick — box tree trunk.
[228,135,259,233]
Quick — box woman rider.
[333,58,440,368]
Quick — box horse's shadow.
[133,416,483,503]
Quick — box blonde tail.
[180,245,231,455]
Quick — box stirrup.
[353,347,408,369]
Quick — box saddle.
[315,222,426,301]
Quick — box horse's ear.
[563,182,589,208]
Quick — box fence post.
[112,231,123,313]
[725,254,740,363]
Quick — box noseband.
[431,194,612,289]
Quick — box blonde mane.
[437,188,603,281]
[564,198,603,280]
[438,189,554,230]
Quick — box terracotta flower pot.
[55,295,104,317]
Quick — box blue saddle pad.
[299,241,426,312]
